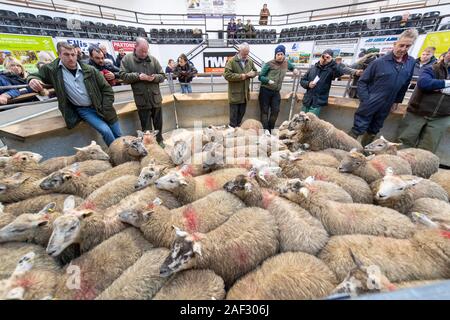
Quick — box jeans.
[229,103,247,127]
[259,86,281,132]
[180,83,192,94]
[76,107,122,146]
[137,107,163,143]
[301,104,322,116]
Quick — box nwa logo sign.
[204,52,235,73]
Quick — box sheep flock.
[0,111,449,300]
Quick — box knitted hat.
[275,45,286,56]
[322,49,334,57]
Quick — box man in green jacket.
[28,42,121,146]
[258,45,299,132]
[119,37,166,143]
[223,42,258,128]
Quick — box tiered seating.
[278,11,443,43]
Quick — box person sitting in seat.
[0,57,34,105]
[245,19,256,39]
[227,18,237,40]
[88,46,121,86]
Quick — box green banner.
[0,33,57,73]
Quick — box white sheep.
[139,130,174,168]
[430,169,450,197]
[159,207,279,288]
[108,135,148,166]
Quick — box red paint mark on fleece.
[182,205,199,233]
[370,159,387,175]
[314,174,328,181]
[146,202,155,210]
[262,190,275,209]
[14,276,35,290]
[73,279,97,300]
[399,152,416,165]
[80,200,96,211]
[143,135,154,146]
[204,176,218,190]
[387,283,397,292]
[233,244,248,267]
[180,165,194,177]
[440,230,450,239]
[307,185,319,194]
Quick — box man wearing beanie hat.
[300,49,362,116]
[258,44,298,132]
[397,47,450,152]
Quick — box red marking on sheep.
[307,185,319,194]
[182,205,199,233]
[180,165,194,177]
[146,202,155,210]
[370,159,387,175]
[73,279,97,300]
[204,176,218,190]
[80,201,96,211]
[262,190,275,209]
[73,171,82,177]
[314,174,328,181]
[233,244,249,267]
[143,135,154,146]
[440,230,450,239]
[387,283,397,291]
[399,152,416,165]
[14,276,35,290]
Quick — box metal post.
[210,74,214,93]
[343,77,353,98]
[288,73,301,121]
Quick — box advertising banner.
[203,51,235,73]
[312,38,360,65]
[419,31,450,58]
[111,40,136,55]
[356,35,399,58]
[0,34,57,73]
[283,41,314,68]
[54,37,114,62]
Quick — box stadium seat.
[325,23,338,39]
[406,13,422,27]
[422,11,441,32]
[389,15,403,34]
[361,19,377,37]
[349,20,362,38]
[337,21,349,38]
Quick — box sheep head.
[375,168,422,200]
[74,141,110,161]
[223,174,257,199]
[135,162,167,190]
[277,178,307,197]
[9,151,43,165]
[364,136,401,155]
[338,149,367,173]
[332,250,395,297]
[171,140,190,165]
[46,197,93,257]
[0,202,56,243]
[137,130,159,146]
[40,167,81,191]
[160,226,204,277]
[155,170,189,190]
[0,172,32,193]
[123,137,148,158]
[288,112,310,131]
[118,198,164,227]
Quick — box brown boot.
[361,132,377,147]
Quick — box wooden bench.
[0,94,174,141]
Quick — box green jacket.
[119,53,165,110]
[259,59,295,91]
[223,54,257,104]
[27,58,117,129]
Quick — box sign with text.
[203,51,235,73]
[111,40,136,54]
[312,38,360,65]
[356,35,399,58]
[284,41,314,68]
[419,31,450,59]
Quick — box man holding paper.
[120,37,165,144]
[300,49,362,116]
[224,42,258,127]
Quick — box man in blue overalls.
[349,29,418,146]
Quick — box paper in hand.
[312,76,320,85]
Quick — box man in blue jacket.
[349,28,418,146]
[397,47,450,152]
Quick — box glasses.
[321,55,332,60]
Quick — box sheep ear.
[90,141,97,146]
[349,249,364,269]
[388,141,402,148]
[153,197,163,206]
[5,287,25,300]
[244,182,253,193]
[73,146,85,151]
[304,176,315,185]
[350,148,358,153]
[172,225,188,238]
[405,177,422,187]
[136,130,144,138]
[179,177,188,186]
[385,167,394,176]
[380,136,386,141]
[122,138,130,146]
[192,242,202,256]
[300,187,309,198]
[75,210,93,219]
[39,202,56,214]
[63,196,76,213]
[153,130,159,137]
[69,162,80,173]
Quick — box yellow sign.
[419,31,450,58]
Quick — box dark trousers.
[229,103,247,127]
[137,107,163,142]
[259,86,281,132]
[352,102,392,136]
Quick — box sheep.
[46,197,129,258]
[96,247,170,300]
[53,228,153,300]
[272,150,340,168]
[321,148,349,162]
[319,229,450,283]
[108,135,148,166]
[39,161,141,198]
[330,250,396,298]
[153,269,225,300]
[224,175,329,255]
[278,177,416,239]
[138,130,174,168]
[39,141,110,174]
[338,149,412,184]
[373,168,448,214]
[134,161,172,190]
[410,198,450,227]
[226,252,338,300]
[1,151,43,177]
[0,145,17,157]
[239,119,264,132]
[0,251,60,300]
[170,131,212,165]
[430,169,450,197]
[159,207,279,288]
[0,242,61,279]
[118,190,246,248]
[60,160,112,176]
[155,167,247,205]
[4,194,83,216]
[288,112,362,151]
[0,172,51,203]
[280,163,373,204]
[364,136,440,178]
